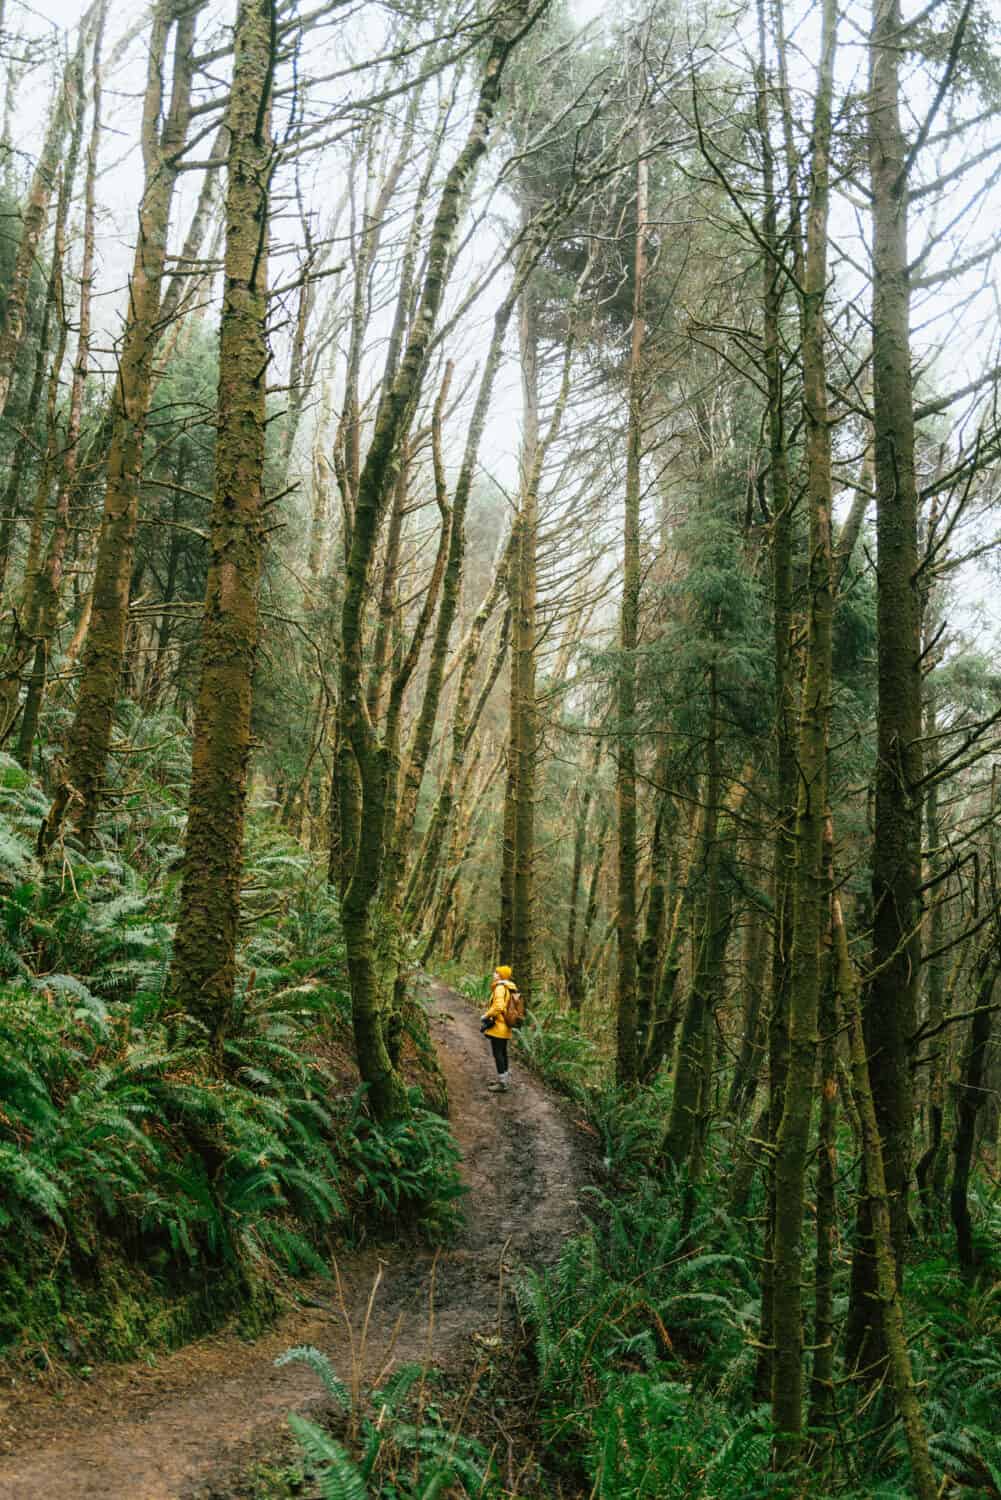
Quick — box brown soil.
[0,981,589,1499]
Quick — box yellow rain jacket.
[483,979,516,1039]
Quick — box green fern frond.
[276,1346,351,1409]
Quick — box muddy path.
[0,980,588,1499]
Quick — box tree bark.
[511,270,540,1000]
[770,0,837,1461]
[13,22,94,766]
[663,666,722,1169]
[916,673,947,1225]
[615,121,647,1086]
[848,0,926,1376]
[646,794,702,1078]
[168,0,274,1047]
[636,739,673,1067]
[756,0,800,1395]
[0,36,79,423]
[835,852,938,1500]
[950,935,999,1271]
[727,837,769,1119]
[809,832,839,1432]
[59,0,202,846]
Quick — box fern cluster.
[334,1088,465,1245]
[506,992,605,1102]
[517,1172,775,1497]
[517,1044,1001,1499]
[278,1346,499,1499]
[0,757,463,1363]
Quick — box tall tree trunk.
[572,811,609,1013]
[916,678,947,1225]
[770,0,837,1462]
[511,271,539,999]
[756,0,800,1394]
[644,793,701,1077]
[847,0,926,1376]
[564,743,602,1009]
[168,0,273,1047]
[14,22,94,765]
[809,833,839,1432]
[727,838,769,1119]
[615,124,647,1086]
[663,665,722,1169]
[0,36,79,422]
[0,205,59,613]
[834,844,938,1500]
[58,0,201,847]
[636,739,673,1068]
[499,586,519,964]
[950,934,999,1272]
[0,41,87,742]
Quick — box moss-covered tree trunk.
[564,741,603,1010]
[0,36,78,423]
[636,739,673,1068]
[61,0,201,846]
[847,0,925,1377]
[727,836,769,1119]
[0,301,53,610]
[499,583,519,963]
[168,0,273,1046]
[645,795,700,1078]
[835,867,938,1500]
[756,0,800,1391]
[916,674,947,1226]
[770,0,837,1462]
[663,666,722,1168]
[511,274,539,999]
[14,21,95,766]
[570,811,608,1014]
[0,75,84,746]
[615,134,647,1086]
[809,825,839,1432]
[950,934,999,1271]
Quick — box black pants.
[489,1036,509,1075]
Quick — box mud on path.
[0,980,588,1499]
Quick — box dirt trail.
[0,981,587,1499]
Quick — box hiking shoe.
[487,1078,509,1093]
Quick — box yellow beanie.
[496,964,512,980]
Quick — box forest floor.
[0,980,588,1500]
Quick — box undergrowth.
[504,982,1001,1499]
[277,1346,502,1500]
[0,752,462,1368]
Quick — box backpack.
[502,982,525,1028]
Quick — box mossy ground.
[0,1241,274,1376]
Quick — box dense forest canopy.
[1,0,1001,1494]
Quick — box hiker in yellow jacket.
[480,964,516,1093]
